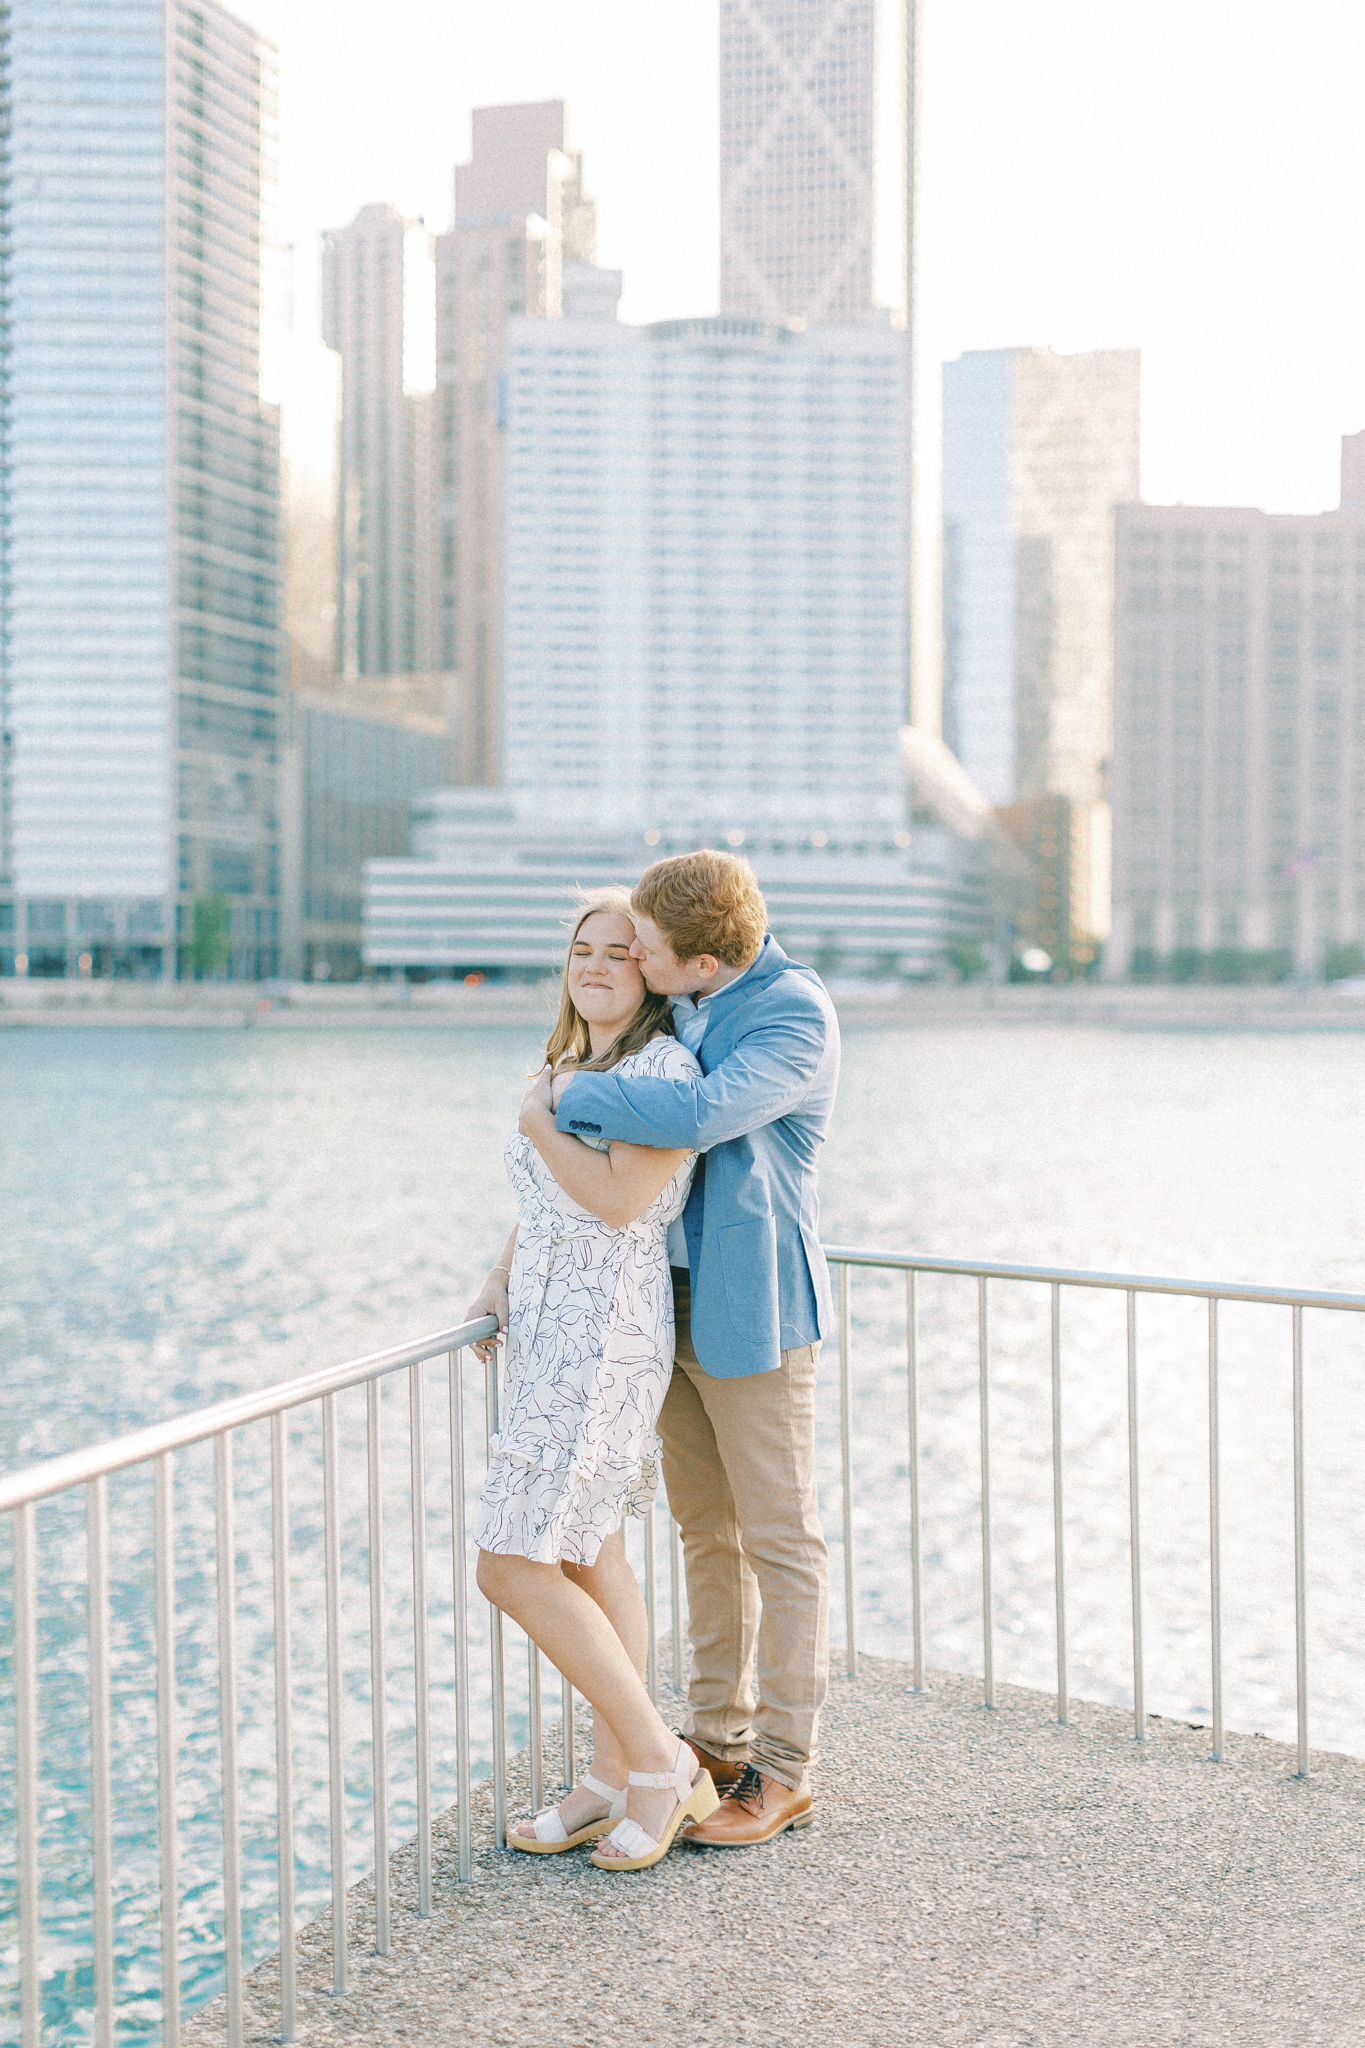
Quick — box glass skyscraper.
[0,0,282,980]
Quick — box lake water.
[3,1020,1364,2040]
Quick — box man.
[532,849,840,1845]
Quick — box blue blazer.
[555,934,840,1378]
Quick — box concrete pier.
[184,1657,1364,2048]
[6,979,1365,1031]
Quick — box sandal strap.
[600,1817,657,1859]
[530,1807,569,1843]
[627,1739,695,1801]
[626,1736,695,1802]
[580,1772,625,1803]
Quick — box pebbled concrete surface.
[184,1657,1365,2048]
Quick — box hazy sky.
[244,0,1365,514]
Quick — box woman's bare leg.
[559,1532,650,1793]
[478,1541,684,1848]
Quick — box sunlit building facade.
[941,346,1140,808]
[941,346,1139,962]
[1109,437,1365,980]
[0,0,282,980]
[719,0,877,324]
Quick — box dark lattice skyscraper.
[719,0,877,324]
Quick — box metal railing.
[824,1248,1365,1772]
[4,1246,1365,2048]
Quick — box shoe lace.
[721,1763,766,1811]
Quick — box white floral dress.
[472,1035,700,1567]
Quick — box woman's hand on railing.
[466,1272,508,1363]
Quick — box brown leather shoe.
[679,1736,747,1790]
[679,1765,814,1847]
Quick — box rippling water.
[3,1021,1364,2040]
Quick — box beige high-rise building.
[719,0,877,324]
[1109,437,1365,980]
[321,204,436,681]
[434,103,596,785]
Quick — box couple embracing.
[467,849,840,1872]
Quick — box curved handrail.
[7,1244,1365,1517]
[0,1314,500,1514]
[822,1247,1365,1314]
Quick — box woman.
[467,890,719,1871]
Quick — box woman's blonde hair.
[540,887,676,1075]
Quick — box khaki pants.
[660,1268,829,1792]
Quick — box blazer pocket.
[718,1215,779,1332]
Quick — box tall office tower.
[500,309,907,834]
[719,0,877,323]
[942,347,1140,807]
[1109,439,1365,981]
[321,207,436,681]
[434,102,597,784]
[0,0,282,982]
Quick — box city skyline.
[241,0,1365,518]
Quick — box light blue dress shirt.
[665,960,756,1260]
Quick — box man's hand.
[466,1271,509,1363]
[518,1064,555,1136]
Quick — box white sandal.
[589,1741,720,1872]
[507,1772,627,1854]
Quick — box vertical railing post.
[366,1381,390,1954]
[409,1363,432,1917]
[87,1476,115,2048]
[269,1418,296,2041]
[1207,1299,1223,1762]
[213,1436,244,2048]
[978,1277,994,1709]
[484,1350,507,1847]
[1292,1304,1309,1779]
[528,1640,544,1812]
[906,1270,924,1691]
[561,1674,576,1788]
[448,1350,473,1883]
[838,1262,857,1677]
[1126,1292,1145,1741]
[14,1501,41,2048]
[322,1393,347,1995]
[668,1514,684,1693]
[1050,1283,1068,1725]
[154,1454,182,2048]
[643,1506,659,1705]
